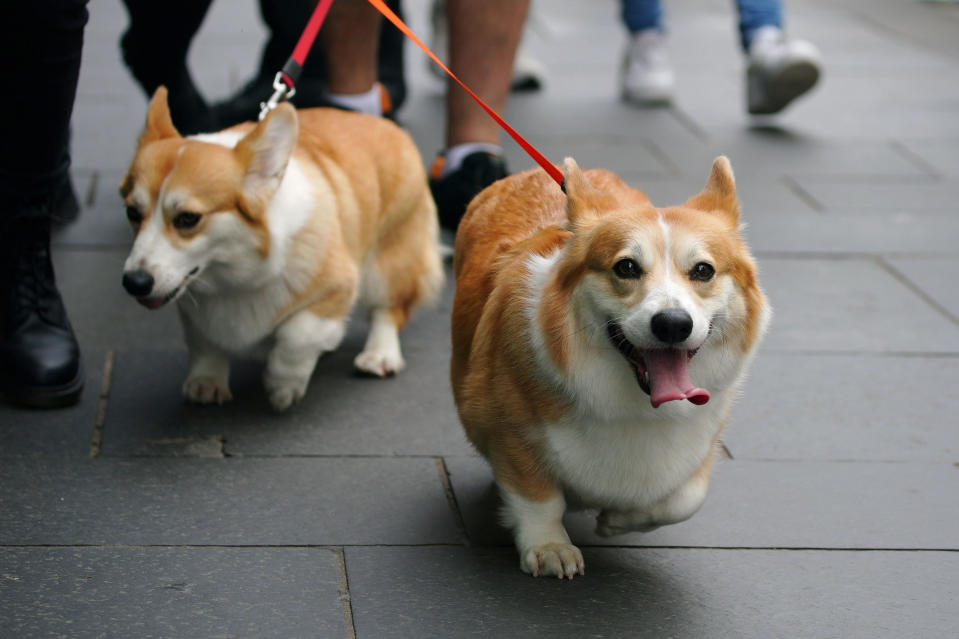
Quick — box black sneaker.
[429,151,508,231]
[0,216,83,408]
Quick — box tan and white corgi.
[120,88,442,411]
[451,157,770,578]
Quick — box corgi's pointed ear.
[684,156,739,224]
[138,86,181,146]
[563,157,617,228]
[234,103,298,208]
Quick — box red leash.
[260,0,564,188]
[259,0,335,120]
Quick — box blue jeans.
[621,0,783,50]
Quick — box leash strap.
[364,0,563,187]
[259,0,336,120]
[260,0,564,189]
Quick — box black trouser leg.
[119,0,216,134]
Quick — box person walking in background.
[620,0,821,114]
[0,0,89,408]
[319,0,530,231]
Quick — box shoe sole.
[748,60,820,115]
[2,367,85,409]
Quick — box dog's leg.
[500,487,584,579]
[595,449,715,536]
[181,313,232,405]
[354,307,405,377]
[264,311,345,411]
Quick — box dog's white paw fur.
[263,375,307,412]
[354,308,404,377]
[354,348,405,377]
[594,509,659,537]
[182,376,233,405]
[521,543,584,579]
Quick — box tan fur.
[121,88,442,410]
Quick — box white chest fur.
[542,399,725,510]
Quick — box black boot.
[0,216,84,407]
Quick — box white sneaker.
[746,26,821,115]
[621,29,675,106]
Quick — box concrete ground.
[2,0,958,636]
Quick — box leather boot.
[0,216,84,407]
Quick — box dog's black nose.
[122,269,154,297]
[651,309,693,344]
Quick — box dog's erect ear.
[138,86,181,147]
[684,156,739,224]
[234,103,298,209]
[563,157,618,228]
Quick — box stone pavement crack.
[88,348,115,458]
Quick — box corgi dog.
[451,157,770,578]
[120,88,443,411]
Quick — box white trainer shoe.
[746,26,822,115]
[621,29,675,106]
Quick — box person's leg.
[0,0,89,407]
[320,0,386,116]
[428,0,529,231]
[621,0,664,34]
[119,0,215,133]
[620,0,673,106]
[737,0,821,115]
[443,0,529,147]
[736,0,782,50]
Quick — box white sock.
[440,143,503,177]
[327,84,382,116]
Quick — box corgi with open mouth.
[451,157,770,578]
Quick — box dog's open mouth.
[606,322,710,408]
[136,267,198,310]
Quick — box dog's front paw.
[595,509,659,537]
[520,543,584,580]
[264,380,306,412]
[354,349,405,378]
[182,376,233,405]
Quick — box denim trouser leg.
[621,0,664,34]
[737,0,783,50]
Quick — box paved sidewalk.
[3,0,959,636]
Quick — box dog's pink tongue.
[645,350,710,408]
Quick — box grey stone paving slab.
[0,457,458,546]
[444,455,959,549]
[0,546,345,639]
[345,546,958,639]
[886,257,959,322]
[0,348,103,458]
[98,275,468,457]
[52,248,183,353]
[743,210,959,254]
[898,138,959,176]
[758,257,959,353]
[791,178,959,212]
[726,353,959,462]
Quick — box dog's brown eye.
[126,206,143,224]
[613,258,642,279]
[690,262,715,281]
[173,212,202,229]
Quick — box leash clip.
[259,72,297,121]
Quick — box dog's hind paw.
[353,349,405,378]
[266,385,304,412]
[595,509,659,536]
[520,543,585,580]
[183,376,233,405]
